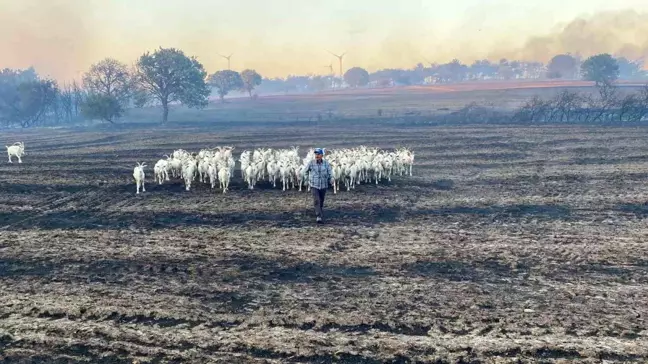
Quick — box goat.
[181,161,196,191]
[245,164,257,189]
[218,164,230,193]
[153,159,169,185]
[133,162,146,194]
[207,163,218,189]
[6,142,24,163]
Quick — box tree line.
[0,47,263,126]
[423,82,648,126]
[259,53,645,94]
[513,83,648,124]
[0,47,645,128]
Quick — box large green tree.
[547,54,579,79]
[134,47,210,123]
[581,53,620,86]
[209,70,243,102]
[344,67,370,87]
[0,68,58,128]
[80,93,123,124]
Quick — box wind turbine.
[219,53,233,70]
[326,50,346,79]
[323,63,334,88]
[420,55,436,68]
[323,63,333,75]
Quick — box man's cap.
[314,148,324,155]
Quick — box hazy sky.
[2,0,648,81]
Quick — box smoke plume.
[0,0,100,81]
[1,3,648,81]
[503,9,648,63]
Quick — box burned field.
[1,123,648,363]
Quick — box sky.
[2,0,648,82]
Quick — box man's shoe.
[316,217,322,223]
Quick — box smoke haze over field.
[498,9,648,63]
[1,0,648,81]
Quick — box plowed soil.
[1,123,647,363]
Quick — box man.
[303,148,334,223]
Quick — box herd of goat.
[139,146,415,194]
[5,142,414,194]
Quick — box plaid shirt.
[304,159,333,190]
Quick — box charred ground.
[1,122,647,363]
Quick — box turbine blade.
[326,49,340,58]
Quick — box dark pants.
[311,188,326,218]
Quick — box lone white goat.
[133,162,147,194]
[6,142,24,163]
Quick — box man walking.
[303,148,334,223]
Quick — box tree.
[581,53,619,86]
[82,58,132,103]
[344,67,370,87]
[80,93,123,123]
[209,70,243,102]
[308,76,327,92]
[0,68,58,128]
[616,57,646,80]
[81,58,132,123]
[71,80,84,117]
[55,82,84,124]
[240,69,262,98]
[618,85,648,122]
[547,54,578,79]
[470,60,498,79]
[435,59,468,83]
[134,47,210,123]
[497,59,515,80]
[58,83,74,123]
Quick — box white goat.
[153,159,169,185]
[207,163,218,189]
[133,162,146,194]
[181,160,197,191]
[218,163,230,193]
[198,158,210,183]
[6,142,25,163]
[245,164,258,189]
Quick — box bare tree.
[240,69,262,98]
[82,58,132,102]
[618,85,648,122]
[587,82,619,122]
[71,80,84,117]
[58,83,74,123]
[514,96,551,122]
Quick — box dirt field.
[1,121,648,363]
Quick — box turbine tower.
[324,63,334,88]
[327,50,346,79]
[219,53,233,70]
